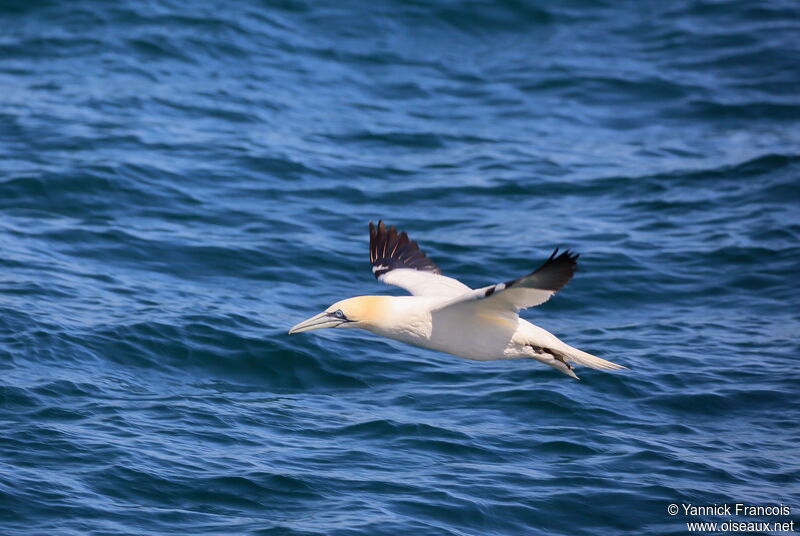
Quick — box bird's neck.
[358,296,432,342]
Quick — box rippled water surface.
[1,1,799,534]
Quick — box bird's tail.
[565,346,627,372]
[521,324,627,379]
[537,345,627,380]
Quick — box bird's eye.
[334,309,345,319]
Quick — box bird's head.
[288,296,389,334]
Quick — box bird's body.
[289,221,626,379]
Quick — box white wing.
[369,221,471,297]
[379,268,471,297]
[433,249,579,318]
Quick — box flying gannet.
[289,221,626,379]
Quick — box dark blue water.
[1,1,799,534]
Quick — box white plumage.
[289,221,626,379]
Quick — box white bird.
[289,221,626,379]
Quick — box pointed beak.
[288,312,344,334]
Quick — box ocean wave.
[1,0,799,533]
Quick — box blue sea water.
[1,0,799,534]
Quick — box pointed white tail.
[566,347,627,370]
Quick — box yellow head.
[288,296,391,334]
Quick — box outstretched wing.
[369,220,471,297]
[433,249,579,316]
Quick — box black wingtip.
[529,248,579,291]
[368,220,441,278]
